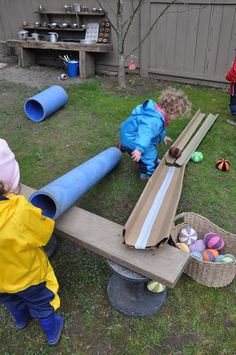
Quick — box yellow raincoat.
[0,193,60,310]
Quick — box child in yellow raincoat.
[0,180,63,345]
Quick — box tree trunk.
[118,53,126,88]
[117,0,126,88]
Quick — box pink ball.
[204,232,224,250]
[189,239,206,253]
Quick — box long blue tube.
[24,85,68,122]
[29,147,122,219]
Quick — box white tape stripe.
[135,167,176,249]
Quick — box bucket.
[24,85,68,122]
[67,60,79,77]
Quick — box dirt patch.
[0,62,92,89]
[0,60,170,94]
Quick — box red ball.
[216,159,230,171]
[169,146,182,158]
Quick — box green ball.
[191,151,203,162]
[147,281,166,293]
[221,254,236,263]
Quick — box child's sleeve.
[19,196,55,247]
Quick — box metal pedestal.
[107,260,167,317]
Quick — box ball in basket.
[204,232,224,250]
[202,249,219,262]
[191,251,203,261]
[221,254,236,263]
[176,242,190,253]
[189,239,206,253]
[178,226,198,245]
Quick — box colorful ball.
[215,255,225,263]
[216,159,230,172]
[221,254,236,263]
[203,232,224,250]
[190,251,203,261]
[191,151,203,162]
[147,281,166,293]
[189,239,206,253]
[202,249,219,262]
[176,242,190,253]
[169,146,182,158]
[178,226,198,245]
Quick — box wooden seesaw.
[21,110,218,317]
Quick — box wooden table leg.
[18,47,36,67]
[79,51,95,79]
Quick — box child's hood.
[131,99,164,120]
[0,194,19,229]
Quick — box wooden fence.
[0,0,235,86]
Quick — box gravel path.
[0,61,88,89]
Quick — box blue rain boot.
[39,313,64,345]
[11,309,32,329]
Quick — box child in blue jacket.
[119,88,191,180]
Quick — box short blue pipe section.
[24,85,68,122]
[29,147,122,219]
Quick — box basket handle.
[173,213,186,226]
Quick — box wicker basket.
[170,212,236,287]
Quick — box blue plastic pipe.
[24,85,68,122]
[29,147,122,219]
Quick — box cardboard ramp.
[124,111,219,249]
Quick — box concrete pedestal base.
[107,260,167,317]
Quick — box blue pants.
[122,142,159,175]
[230,95,236,115]
[0,282,55,320]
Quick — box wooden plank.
[175,113,219,166]
[6,40,113,53]
[165,110,205,165]
[20,184,189,288]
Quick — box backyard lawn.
[0,74,235,355]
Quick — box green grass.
[0,76,235,354]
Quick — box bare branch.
[125,0,179,60]
[122,0,144,48]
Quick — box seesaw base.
[107,260,167,317]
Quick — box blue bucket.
[67,60,79,77]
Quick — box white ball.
[147,281,166,293]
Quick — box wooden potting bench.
[6,40,113,79]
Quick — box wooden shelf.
[34,11,106,16]
[23,26,86,32]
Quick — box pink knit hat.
[0,139,20,192]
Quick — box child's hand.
[131,149,142,162]
[164,136,173,145]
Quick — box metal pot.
[49,22,59,29]
[17,30,29,40]
[60,23,69,28]
[34,21,41,28]
[73,4,81,12]
[71,23,79,29]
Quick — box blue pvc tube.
[24,85,68,122]
[29,147,122,219]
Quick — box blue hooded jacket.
[120,99,166,153]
